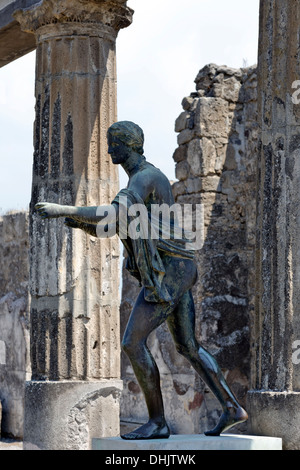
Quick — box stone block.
[0,0,38,67]
[171,181,186,199]
[175,111,190,133]
[181,96,195,111]
[92,433,282,451]
[177,128,195,146]
[201,175,221,193]
[195,63,218,91]
[194,98,230,138]
[212,76,242,103]
[184,178,202,194]
[23,379,123,450]
[172,145,187,163]
[247,391,300,451]
[187,138,217,177]
[175,160,190,181]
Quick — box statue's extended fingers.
[35,202,46,209]
[36,209,46,217]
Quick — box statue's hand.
[64,217,80,228]
[35,202,64,219]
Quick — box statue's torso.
[127,161,175,210]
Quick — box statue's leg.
[121,288,173,440]
[120,256,197,440]
[167,290,248,436]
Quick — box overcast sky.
[0,0,260,214]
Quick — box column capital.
[14,0,133,34]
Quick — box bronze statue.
[35,121,248,440]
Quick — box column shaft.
[248,0,300,450]
[14,0,133,449]
[30,22,120,381]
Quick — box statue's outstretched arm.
[64,217,97,237]
[35,202,114,226]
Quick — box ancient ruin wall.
[0,212,30,438]
[120,64,258,434]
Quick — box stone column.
[247,0,300,450]
[14,0,133,450]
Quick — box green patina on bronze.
[35,121,248,439]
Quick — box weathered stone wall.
[120,64,258,434]
[0,211,30,438]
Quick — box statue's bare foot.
[204,406,248,437]
[121,419,170,440]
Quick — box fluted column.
[14,0,133,450]
[247,0,300,450]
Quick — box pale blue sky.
[0,0,260,213]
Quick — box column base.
[23,379,123,450]
[247,390,300,450]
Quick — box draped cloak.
[111,188,195,305]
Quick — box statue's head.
[107,121,144,159]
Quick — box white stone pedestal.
[92,434,282,451]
